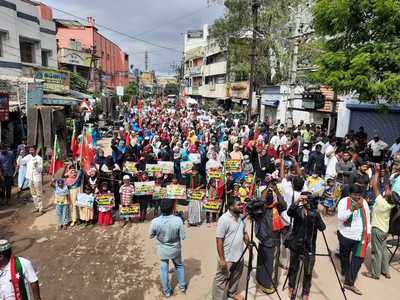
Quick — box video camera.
[298,192,319,211]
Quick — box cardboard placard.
[188,189,206,201]
[225,160,242,173]
[119,204,140,216]
[189,153,201,164]
[134,181,155,196]
[146,164,161,175]
[125,162,138,174]
[153,186,167,200]
[158,161,174,174]
[181,161,193,175]
[203,200,221,212]
[166,184,187,200]
[76,193,94,208]
[207,170,223,180]
[96,194,113,207]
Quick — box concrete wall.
[0,0,57,76]
[57,22,129,87]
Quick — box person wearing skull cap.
[0,239,41,300]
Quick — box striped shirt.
[119,184,134,206]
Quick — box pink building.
[56,17,129,89]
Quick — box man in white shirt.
[337,184,371,295]
[367,134,388,163]
[0,239,41,300]
[269,131,281,150]
[279,131,288,147]
[324,138,338,179]
[389,137,400,159]
[24,147,43,214]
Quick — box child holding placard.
[96,182,114,226]
[52,178,70,231]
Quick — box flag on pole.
[80,127,95,173]
[70,120,80,160]
[129,96,135,108]
[137,99,143,128]
[49,134,65,176]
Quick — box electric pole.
[145,50,149,72]
[86,45,97,91]
[248,0,260,121]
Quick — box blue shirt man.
[149,199,186,297]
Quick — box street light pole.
[248,0,260,121]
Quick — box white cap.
[0,239,11,252]
[123,175,130,180]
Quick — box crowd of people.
[1,98,400,299]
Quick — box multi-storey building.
[0,0,58,76]
[56,17,129,89]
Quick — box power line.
[46,5,183,53]
[134,6,209,37]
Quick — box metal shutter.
[349,111,400,144]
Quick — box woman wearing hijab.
[65,167,84,226]
[16,148,29,191]
[186,166,205,226]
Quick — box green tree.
[210,0,298,86]
[311,0,400,103]
[70,72,87,93]
[123,82,139,102]
[164,83,179,96]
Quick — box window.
[0,31,9,58]
[20,39,36,63]
[41,50,51,67]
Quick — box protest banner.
[125,162,138,174]
[166,184,187,200]
[158,161,174,174]
[76,193,94,208]
[119,204,140,217]
[207,170,223,180]
[225,160,242,172]
[134,181,155,196]
[189,153,201,164]
[188,189,206,201]
[153,186,167,200]
[146,164,161,175]
[203,200,221,212]
[96,194,113,207]
[180,161,193,174]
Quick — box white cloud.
[43,0,224,73]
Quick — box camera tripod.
[226,217,282,300]
[282,230,347,300]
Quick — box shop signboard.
[34,68,70,94]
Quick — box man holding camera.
[286,192,326,300]
[255,184,287,294]
[212,197,249,300]
[337,184,371,295]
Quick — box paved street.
[1,189,400,300]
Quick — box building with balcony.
[183,25,208,100]
[56,17,129,90]
[0,0,58,76]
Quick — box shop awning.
[42,94,81,106]
[261,99,279,107]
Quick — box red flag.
[70,121,79,160]
[49,135,65,176]
[125,132,131,146]
[80,129,95,173]
[129,96,134,108]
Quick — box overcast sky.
[42,0,224,75]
